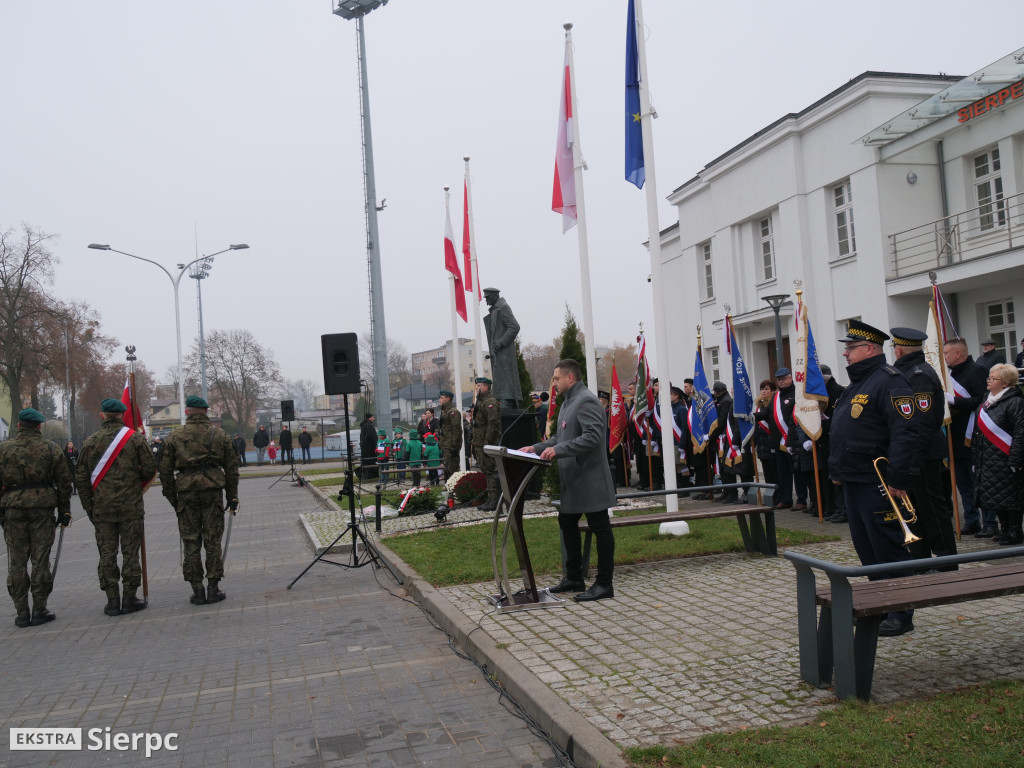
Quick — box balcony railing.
[888,190,1024,279]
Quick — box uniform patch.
[851,404,864,419]
[852,394,870,405]
[893,396,914,419]
[915,393,932,413]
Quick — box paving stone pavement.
[0,477,565,768]
[431,506,1024,748]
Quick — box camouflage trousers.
[474,447,498,497]
[443,450,462,480]
[93,518,144,591]
[3,508,56,610]
[176,490,225,583]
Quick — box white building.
[662,48,1024,386]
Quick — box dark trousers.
[953,457,995,528]
[909,460,958,567]
[843,481,914,622]
[301,446,311,462]
[559,510,614,588]
[775,451,807,506]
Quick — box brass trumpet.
[873,457,920,545]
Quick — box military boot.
[120,587,147,614]
[14,600,30,628]
[30,606,56,626]
[104,586,121,616]
[189,582,207,605]
[206,580,226,603]
[479,479,500,511]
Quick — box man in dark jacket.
[830,321,919,637]
[232,434,247,466]
[756,368,807,510]
[1013,339,1024,369]
[976,339,1005,371]
[943,338,990,535]
[522,359,617,602]
[252,425,270,466]
[891,328,957,566]
[278,425,293,464]
[298,427,313,463]
[359,414,378,480]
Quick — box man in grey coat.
[520,359,617,602]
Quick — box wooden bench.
[785,547,1024,701]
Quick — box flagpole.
[563,23,598,394]
[811,441,824,523]
[126,345,150,606]
[464,157,486,384]
[930,286,962,540]
[444,186,466,472]
[632,0,677,512]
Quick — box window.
[708,347,720,384]
[700,241,714,300]
[986,300,1016,362]
[833,181,856,257]
[974,149,1006,231]
[759,216,775,281]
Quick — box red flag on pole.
[552,39,577,232]
[609,365,627,452]
[121,375,144,435]
[462,181,481,301]
[444,203,467,322]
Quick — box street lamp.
[87,243,249,424]
[762,294,791,371]
[189,257,214,402]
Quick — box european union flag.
[625,0,644,188]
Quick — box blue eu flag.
[625,0,644,188]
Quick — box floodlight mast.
[334,0,392,435]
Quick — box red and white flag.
[121,376,144,435]
[608,365,627,452]
[552,40,577,232]
[444,202,467,322]
[462,181,481,301]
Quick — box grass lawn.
[626,680,1024,767]
[383,509,836,587]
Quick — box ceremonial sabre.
[222,503,236,567]
[51,525,66,580]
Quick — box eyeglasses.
[844,343,869,352]
[987,376,1001,382]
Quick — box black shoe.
[574,584,614,602]
[206,580,226,603]
[999,528,1024,545]
[14,612,30,628]
[121,589,147,614]
[878,617,914,637]
[548,578,586,594]
[829,514,848,523]
[959,523,980,536]
[693,492,712,501]
[975,526,999,539]
[30,607,55,626]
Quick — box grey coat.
[483,297,522,404]
[533,382,616,515]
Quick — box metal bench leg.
[793,564,823,687]
[735,515,755,553]
[854,616,882,701]
[828,577,857,700]
[817,604,834,687]
[746,513,771,556]
[764,510,777,556]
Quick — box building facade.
[662,48,1024,386]
[410,337,491,393]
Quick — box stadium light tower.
[334,0,392,434]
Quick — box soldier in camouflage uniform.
[438,390,463,480]
[471,378,502,510]
[76,399,157,616]
[159,395,239,606]
[0,408,73,628]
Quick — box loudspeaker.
[321,333,361,395]
[281,399,295,422]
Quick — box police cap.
[839,319,889,345]
[890,327,928,347]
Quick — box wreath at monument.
[445,470,487,504]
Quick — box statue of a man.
[482,287,522,408]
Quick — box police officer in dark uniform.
[890,327,958,567]
[829,320,920,637]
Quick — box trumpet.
[873,457,920,545]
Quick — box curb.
[374,542,628,768]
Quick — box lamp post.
[762,294,791,371]
[334,0,392,436]
[189,257,214,403]
[87,243,249,424]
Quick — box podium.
[482,445,564,613]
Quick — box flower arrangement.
[445,470,487,504]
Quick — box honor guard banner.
[792,298,828,440]
[688,343,718,453]
[609,365,628,452]
[724,315,754,445]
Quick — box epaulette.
[882,365,900,375]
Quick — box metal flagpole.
[445,186,466,472]
[564,23,598,394]
[126,345,150,605]
[464,157,486,385]
[632,0,677,512]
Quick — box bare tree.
[186,329,282,432]
[77,359,154,440]
[521,341,560,390]
[0,224,60,430]
[281,378,318,412]
[596,341,638,392]
[358,332,412,400]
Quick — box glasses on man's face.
[844,343,869,352]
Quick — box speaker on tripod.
[281,399,295,422]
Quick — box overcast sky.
[4,1,1020,392]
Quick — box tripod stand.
[288,397,401,588]
[268,420,298,489]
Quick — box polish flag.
[444,203,467,322]
[121,376,144,435]
[462,181,481,301]
[552,41,577,232]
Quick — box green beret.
[439,390,454,398]
[100,398,127,413]
[476,377,492,385]
[18,408,45,424]
[185,395,209,409]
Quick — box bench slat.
[579,505,773,531]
